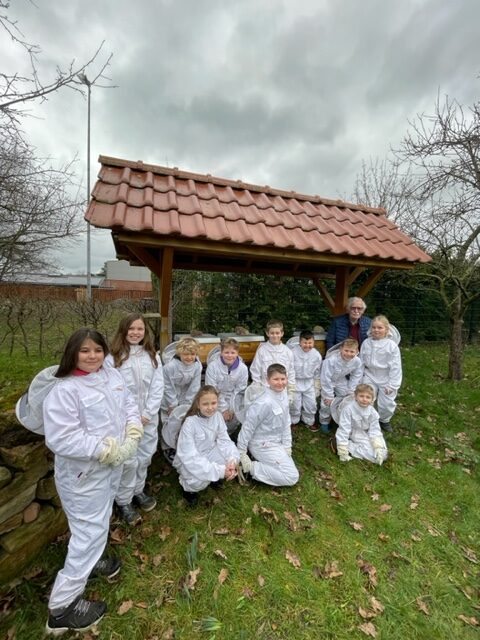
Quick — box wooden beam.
[312,277,334,314]
[334,266,348,314]
[347,266,365,286]
[126,245,163,279]
[159,248,174,350]
[356,267,387,299]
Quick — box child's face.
[179,351,196,365]
[355,391,374,408]
[127,319,146,345]
[370,321,388,340]
[268,371,288,392]
[267,327,284,345]
[221,347,238,366]
[340,345,358,360]
[198,392,218,417]
[77,338,105,373]
[300,338,315,352]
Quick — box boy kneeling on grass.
[334,383,388,465]
[236,363,299,487]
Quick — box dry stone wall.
[0,411,68,588]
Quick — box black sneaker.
[163,448,176,465]
[117,503,142,526]
[182,490,198,506]
[46,597,106,635]
[133,492,157,512]
[380,421,392,432]
[89,557,121,580]
[210,480,222,490]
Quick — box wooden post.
[159,248,174,351]
[334,266,348,314]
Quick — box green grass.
[1,345,479,639]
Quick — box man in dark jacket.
[326,297,371,350]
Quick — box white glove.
[98,437,120,465]
[284,447,292,457]
[110,436,139,467]
[314,379,321,398]
[337,444,352,462]
[239,451,252,473]
[287,383,296,407]
[374,447,387,466]
[126,423,144,441]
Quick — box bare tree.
[354,94,480,381]
[0,2,114,280]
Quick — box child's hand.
[167,406,175,416]
[222,410,233,421]
[324,398,333,406]
[224,461,237,481]
[141,416,149,426]
[384,387,393,395]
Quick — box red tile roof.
[86,156,430,269]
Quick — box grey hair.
[346,297,366,311]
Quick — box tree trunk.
[448,310,464,381]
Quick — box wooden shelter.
[86,156,431,349]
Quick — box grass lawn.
[0,345,479,639]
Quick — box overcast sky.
[3,0,480,274]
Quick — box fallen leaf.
[257,575,265,587]
[117,600,134,615]
[358,606,376,620]
[427,525,441,537]
[214,549,228,560]
[285,549,301,568]
[378,533,390,542]
[379,503,392,513]
[159,526,172,541]
[370,596,384,613]
[185,567,201,590]
[416,597,429,615]
[357,559,378,588]
[162,629,175,639]
[152,554,165,567]
[110,527,125,544]
[218,568,229,584]
[313,560,343,579]
[213,528,230,535]
[349,521,364,531]
[284,511,298,531]
[458,614,479,626]
[242,586,255,598]
[260,506,279,522]
[358,621,377,637]
[371,493,380,501]
[296,505,313,520]
[136,601,148,609]
[461,546,479,564]
[411,533,422,542]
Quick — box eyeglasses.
[350,307,364,311]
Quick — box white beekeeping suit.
[319,349,363,424]
[161,357,202,447]
[360,327,402,423]
[205,354,248,434]
[237,388,299,487]
[104,346,164,503]
[173,412,239,492]
[335,397,388,464]
[290,343,322,426]
[43,367,140,612]
[249,342,296,387]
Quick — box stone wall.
[0,411,68,588]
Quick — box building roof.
[85,155,430,278]
[3,274,104,287]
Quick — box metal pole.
[86,81,92,301]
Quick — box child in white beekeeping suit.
[173,385,239,506]
[205,337,248,436]
[161,337,202,462]
[360,315,402,432]
[249,319,296,414]
[236,363,299,487]
[104,313,164,525]
[319,338,363,434]
[335,383,388,465]
[289,329,322,431]
[43,328,143,636]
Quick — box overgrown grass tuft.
[1,345,479,639]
